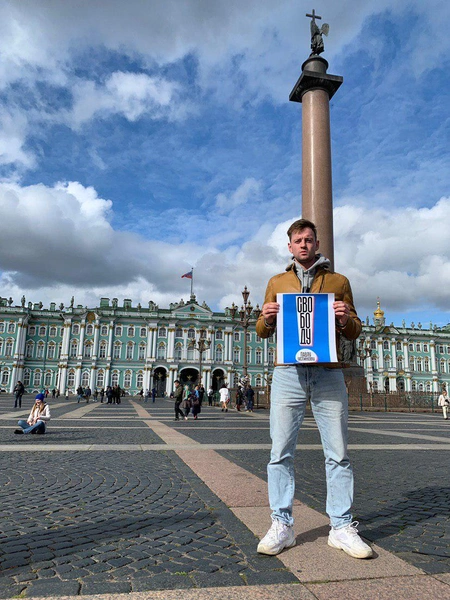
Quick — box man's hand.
[262,302,280,325]
[333,301,350,327]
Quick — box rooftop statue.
[306,9,329,56]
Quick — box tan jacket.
[256,263,361,367]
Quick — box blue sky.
[0,0,449,327]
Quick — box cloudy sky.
[0,0,449,327]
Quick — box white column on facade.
[225,332,232,361]
[104,367,110,388]
[74,366,82,389]
[204,368,211,390]
[168,367,175,393]
[77,320,86,360]
[59,366,67,394]
[391,338,397,369]
[377,338,383,371]
[167,327,175,360]
[151,327,158,359]
[89,367,96,390]
[182,329,188,360]
[93,320,100,359]
[107,321,114,360]
[430,340,439,392]
[145,326,152,360]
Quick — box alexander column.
[289,9,342,269]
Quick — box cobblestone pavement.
[0,396,295,597]
[1,394,449,598]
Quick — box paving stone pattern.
[0,439,295,596]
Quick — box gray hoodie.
[293,254,331,292]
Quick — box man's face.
[287,227,319,268]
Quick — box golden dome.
[374,299,384,318]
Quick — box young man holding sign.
[256,219,372,559]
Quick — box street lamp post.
[189,332,211,386]
[228,286,261,386]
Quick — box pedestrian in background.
[438,389,449,420]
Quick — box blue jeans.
[268,365,353,529]
[17,419,46,434]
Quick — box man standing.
[14,380,25,408]
[256,218,372,559]
[173,380,184,421]
[245,385,255,412]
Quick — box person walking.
[438,389,449,420]
[173,380,184,421]
[219,385,230,412]
[207,386,214,406]
[76,385,84,403]
[100,388,105,403]
[84,386,92,404]
[151,387,157,403]
[13,381,25,409]
[255,218,372,559]
[245,385,255,412]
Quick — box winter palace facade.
[0,295,449,396]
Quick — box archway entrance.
[212,369,226,391]
[179,367,199,390]
[153,367,167,397]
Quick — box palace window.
[256,349,262,364]
[256,375,262,387]
[72,324,80,335]
[157,343,166,360]
[416,343,421,352]
[268,348,274,365]
[136,372,144,388]
[29,326,36,336]
[440,359,446,373]
[58,343,62,358]
[246,332,251,342]
[174,344,182,361]
[99,342,107,359]
[234,332,240,342]
[128,327,135,337]
[36,343,44,359]
[1,369,9,385]
[396,342,402,351]
[409,343,413,351]
[256,335,261,342]
[159,327,167,337]
[215,345,223,362]
[175,327,183,338]
[246,349,251,364]
[138,344,146,360]
[5,339,13,356]
[426,382,431,392]
[39,326,46,337]
[200,329,207,339]
[0,323,4,334]
[47,343,55,360]
[84,342,92,358]
[424,357,430,371]
[215,330,223,340]
[67,370,75,387]
[81,371,89,387]
[33,370,42,387]
[188,328,195,339]
[447,346,450,354]
[26,342,34,358]
[101,325,108,336]
[126,343,134,359]
[268,335,274,343]
[113,343,121,360]
[111,372,119,386]
[115,326,122,336]
[397,356,403,369]
[411,381,417,391]
[423,344,428,352]
[140,327,147,337]
[44,371,52,387]
[7,322,15,333]
[86,324,94,336]
[49,326,57,337]
[23,370,31,387]
[233,348,240,363]
[187,345,194,360]
[124,371,132,388]
[439,345,444,353]
[418,382,424,392]
[97,370,105,388]
[409,357,415,370]
[417,358,422,372]
[383,341,389,350]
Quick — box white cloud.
[69,72,184,127]
[215,177,262,213]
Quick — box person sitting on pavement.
[15,393,51,435]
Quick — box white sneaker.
[328,521,373,559]
[257,519,296,555]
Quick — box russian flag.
[181,270,193,279]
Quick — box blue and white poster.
[277,293,338,364]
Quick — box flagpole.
[191,267,194,297]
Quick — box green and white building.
[0,295,448,396]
